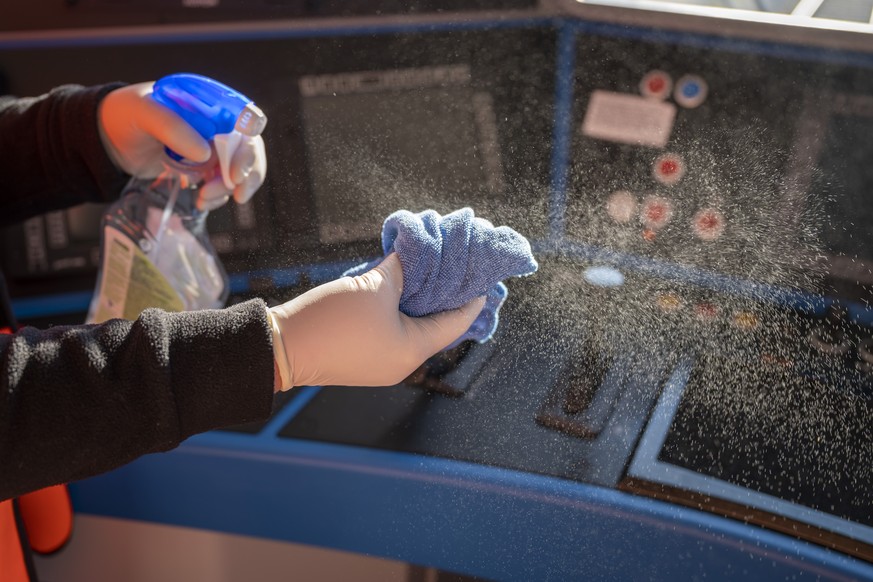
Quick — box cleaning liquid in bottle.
[87,73,267,324]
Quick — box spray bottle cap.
[152,73,267,189]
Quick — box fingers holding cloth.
[268,253,486,390]
[344,208,540,347]
[269,208,539,391]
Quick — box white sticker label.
[582,90,676,148]
[91,226,135,322]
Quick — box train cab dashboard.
[2,0,873,579]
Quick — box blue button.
[682,83,700,98]
[583,266,625,288]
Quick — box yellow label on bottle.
[89,226,184,323]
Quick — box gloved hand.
[268,253,486,390]
[98,82,267,211]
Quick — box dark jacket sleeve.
[0,299,276,501]
[0,84,130,226]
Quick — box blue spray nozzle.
[151,73,267,188]
[152,73,267,141]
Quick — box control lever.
[537,339,620,439]
[563,346,610,415]
[809,303,852,356]
[857,338,873,374]
[404,339,497,397]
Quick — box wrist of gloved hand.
[267,253,485,390]
[268,306,293,391]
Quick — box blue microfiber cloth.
[344,207,538,345]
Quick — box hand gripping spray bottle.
[87,73,267,323]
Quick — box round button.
[675,74,708,108]
[694,302,719,321]
[606,190,637,223]
[652,153,685,186]
[640,70,672,100]
[641,195,674,230]
[731,311,759,330]
[692,208,725,241]
[583,266,625,288]
[656,292,683,313]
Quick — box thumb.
[407,295,486,355]
[137,94,212,163]
[370,252,404,303]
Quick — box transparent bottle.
[86,72,266,324]
[86,162,228,324]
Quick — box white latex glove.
[268,253,486,390]
[98,82,267,211]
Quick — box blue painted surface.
[11,290,92,319]
[547,23,576,242]
[0,17,557,49]
[70,434,873,581]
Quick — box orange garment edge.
[0,500,30,582]
[18,486,73,554]
[1,327,74,581]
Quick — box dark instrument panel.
[3,7,873,575]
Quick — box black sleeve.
[0,298,276,501]
[0,84,131,227]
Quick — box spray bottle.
[87,73,267,324]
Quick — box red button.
[641,196,673,230]
[660,159,678,175]
[652,153,684,185]
[692,208,725,241]
[640,70,673,100]
[647,204,665,222]
[695,302,718,320]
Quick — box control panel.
[566,33,873,302]
[3,8,873,578]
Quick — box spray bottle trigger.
[213,131,243,190]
